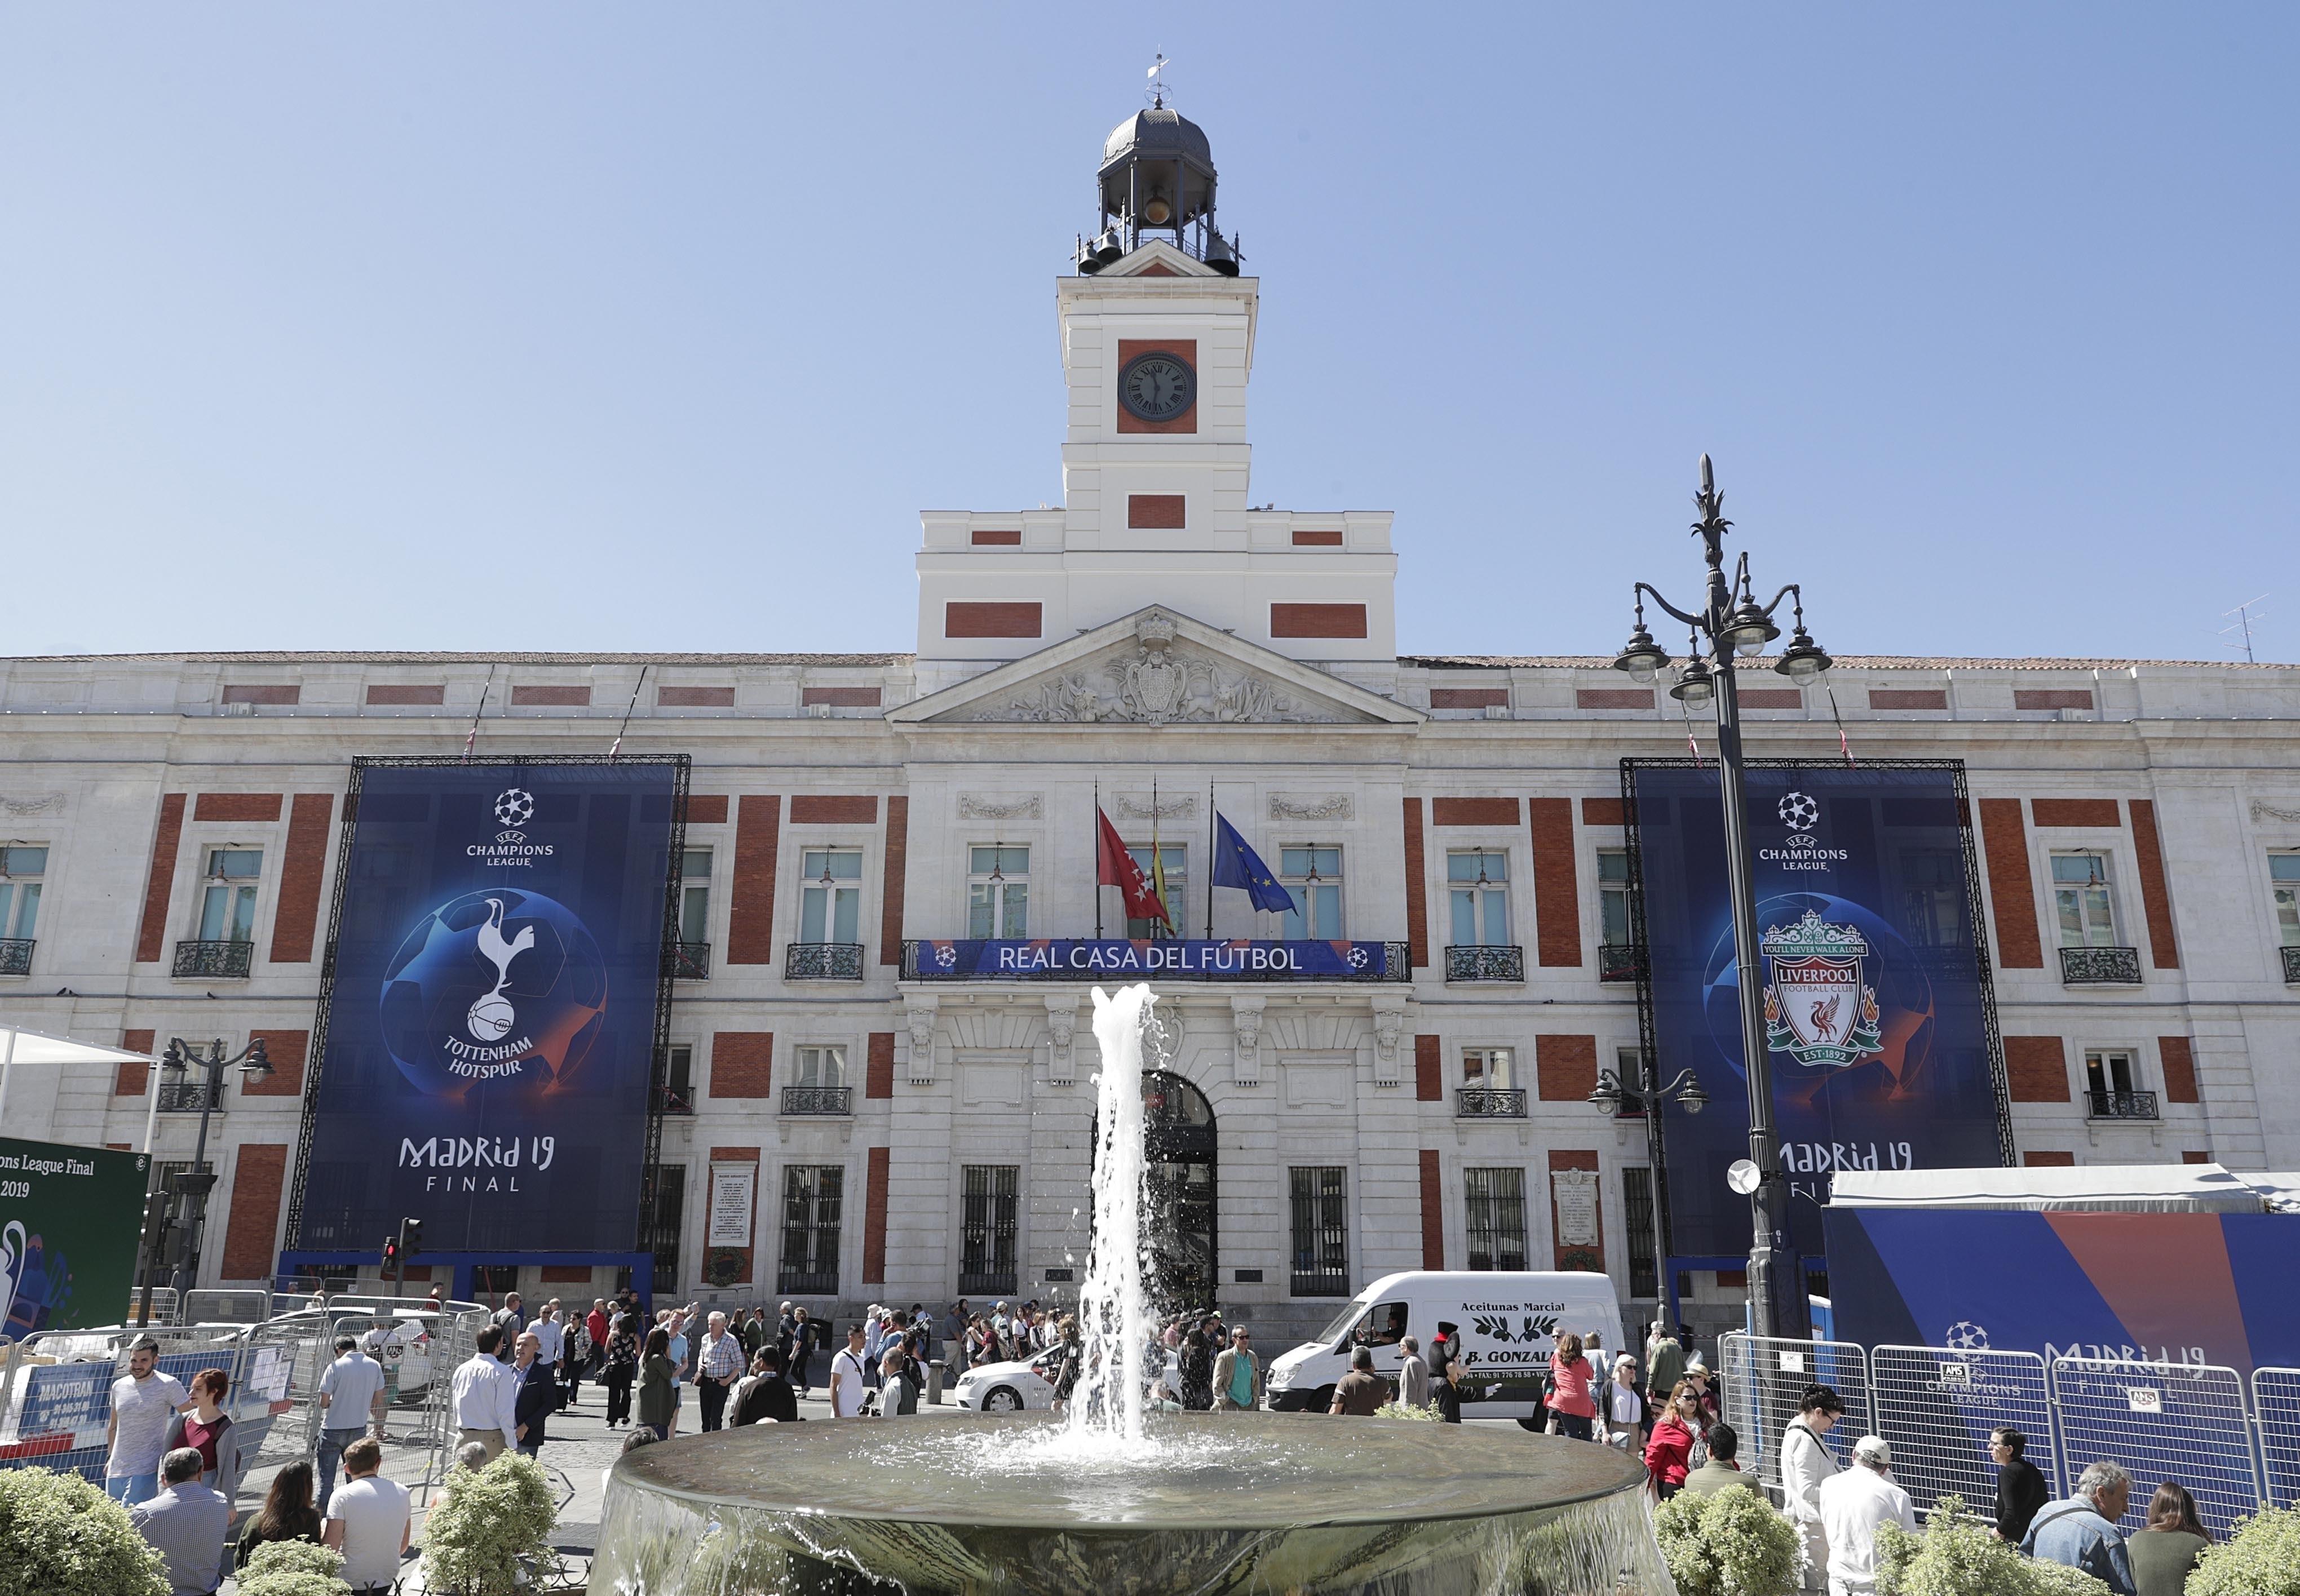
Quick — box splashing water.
[1056,982,1157,1451]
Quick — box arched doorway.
[1140,1070,1217,1313]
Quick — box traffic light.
[381,1234,400,1271]
[397,1217,423,1261]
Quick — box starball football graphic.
[378,888,607,1094]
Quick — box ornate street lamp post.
[1589,1063,1709,1319]
[1611,456,1833,1341]
[136,1035,271,1326]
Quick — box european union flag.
[1210,812,1297,915]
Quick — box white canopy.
[0,1023,152,1067]
[1826,1163,2268,1213]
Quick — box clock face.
[1118,351,1196,422]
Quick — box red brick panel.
[365,684,445,705]
[945,602,1042,639]
[790,795,878,825]
[136,793,188,964]
[1547,1149,1604,1273]
[1528,797,1582,968]
[194,792,283,822]
[221,684,299,705]
[1537,1035,1599,1102]
[1581,797,1625,827]
[220,1144,288,1282]
[2128,799,2179,970]
[1429,687,1507,709]
[2005,1036,2069,1102]
[1115,340,1198,435]
[802,686,883,707]
[539,1265,594,1284]
[1270,603,1367,639]
[866,1033,895,1100]
[268,792,334,963]
[2016,689,2095,711]
[710,1032,774,1098]
[510,684,591,706]
[658,686,735,708]
[1737,688,1804,709]
[2180,1150,2213,1165]
[1432,797,1520,827]
[726,795,781,964]
[1402,799,1429,969]
[1870,689,1949,710]
[2031,798,2120,828]
[1127,495,1187,527]
[2023,1151,2077,1168]
[117,1028,156,1097]
[243,1029,308,1098]
[2159,1036,2199,1105]
[1414,1034,1443,1102]
[970,529,1022,546]
[1978,798,2044,968]
[1576,688,1653,710]
[1418,1150,1445,1270]
[1291,528,1344,547]
[879,796,909,966]
[707,1145,763,1280]
[682,795,729,826]
[862,1146,891,1285]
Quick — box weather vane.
[1147,51,1171,108]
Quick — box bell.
[1204,229,1239,277]
[1142,192,1173,227]
[1092,228,1125,263]
[1075,235,1104,274]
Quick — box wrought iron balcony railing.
[2059,945,2142,986]
[785,942,865,982]
[157,1082,227,1114]
[1290,1269,1352,1298]
[781,1085,852,1116]
[1444,944,1525,983]
[958,1267,1018,1297]
[2283,945,2300,985]
[172,939,254,978]
[1598,944,1646,983]
[1456,1087,1529,1119]
[669,941,710,980]
[777,1268,839,1296]
[0,938,30,976]
[2086,1088,2160,1121]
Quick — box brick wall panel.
[879,796,909,966]
[135,793,187,964]
[710,1032,774,1098]
[2016,689,2094,711]
[243,1029,308,1098]
[1581,797,1625,827]
[220,684,299,705]
[945,602,1042,639]
[1127,494,1187,527]
[268,792,334,963]
[1870,689,1948,710]
[682,795,729,826]
[2128,799,2179,969]
[1270,602,1367,639]
[193,792,284,822]
[863,1146,890,1285]
[1418,1149,1445,1270]
[1428,687,1505,708]
[1575,689,1653,710]
[1414,1034,1443,1102]
[2005,1035,2069,1102]
[510,685,590,706]
[658,686,735,708]
[2023,1151,2076,1168]
[1114,340,1197,435]
[1529,797,1582,968]
[866,1033,895,1100]
[802,686,883,706]
[1536,1034,1599,1102]
[1291,528,1344,547]
[789,795,878,825]
[1431,797,1520,827]
[726,795,781,964]
[970,529,1021,546]
[2159,1035,2199,1105]
[1402,799,1429,969]
[1978,798,2044,968]
[117,1028,155,1097]
[2031,798,2121,828]
[365,684,444,706]
[220,1145,288,1282]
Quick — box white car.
[954,1345,1183,1413]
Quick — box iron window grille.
[646,1161,684,1292]
[670,941,711,980]
[1464,1168,1529,1272]
[0,938,30,976]
[1621,1167,1660,1300]
[172,940,254,979]
[2059,945,2142,986]
[781,1086,852,1117]
[780,1165,842,1296]
[785,942,865,981]
[157,1081,227,1114]
[959,1165,1019,1297]
[1598,944,1646,984]
[1455,1087,1528,1119]
[1288,1165,1350,1297]
[2281,945,2300,985]
[655,1045,695,1115]
[1444,944,1525,983]
[2086,1089,2160,1120]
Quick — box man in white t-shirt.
[105,1338,190,1505]
[830,1324,870,1418]
[1818,1435,1917,1596]
[322,1435,411,1595]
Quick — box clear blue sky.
[4,5,2292,662]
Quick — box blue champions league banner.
[293,759,683,1257]
[1627,761,2009,1262]
[908,938,1404,981]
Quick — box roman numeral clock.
[1118,348,1195,423]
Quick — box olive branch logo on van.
[1470,1313,1558,1345]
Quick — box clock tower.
[915,101,1397,696]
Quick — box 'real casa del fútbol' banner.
[1625,760,2010,1264]
[292,759,684,1257]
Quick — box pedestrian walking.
[665,1310,692,1437]
[511,1333,556,1458]
[1211,1327,1263,1411]
[830,1324,870,1418]
[944,1300,971,1381]
[233,1461,322,1570]
[636,1327,679,1441]
[2130,1482,2210,1596]
[1644,1319,1686,1406]
[587,1300,612,1368]
[315,1335,386,1506]
[1428,1332,1463,1423]
[1178,1323,1215,1411]
[603,1310,642,1429]
[320,1437,410,1596]
[1816,1435,1916,1595]
[733,1349,798,1426]
[104,1337,189,1508]
[1601,1354,1649,1452]
[2022,1461,2137,1596]
[1679,1422,1754,1497]
[1328,1345,1386,1416]
[696,1311,745,1432]
[1643,1379,1704,1500]
[161,1368,244,1584]
[1991,1426,2050,1545]
[879,1346,921,1415]
[490,1292,525,1359]
[450,1325,520,1459]
[1395,1336,1431,1409]
[1545,1331,1598,1440]
[130,1448,230,1596]
[1782,1384,1845,1591]
[788,1306,819,1397]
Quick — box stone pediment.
[891,608,1421,728]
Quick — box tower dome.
[1077,97,1238,275]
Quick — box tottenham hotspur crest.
[1761,908,1883,1069]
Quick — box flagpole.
[1205,781,1215,938]
[1151,776,1162,940]
[1094,779,1103,939]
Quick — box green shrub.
[1372,1400,1440,1421]
[0,1468,166,1596]
[420,1452,559,1596]
[1651,1483,1802,1596]
[2184,1501,2300,1596]
[237,1540,351,1596]
[1873,1496,2108,1596]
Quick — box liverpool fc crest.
[1761,909,1884,1069]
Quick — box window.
[1899,850,1964,947]
[1288,1165,1349,1296]
[141,1159,215,1289]
[1339,1300,1409,1350]
[1280,848,1343,939]
[1596,849,1633,947]
[197,849,262,942]
[2272,854,2300,947]
[0,846,46,943]
[1448,850,1510,946]
[2085,1048,2137,1097]
[2052,852,2119,947]
[780,1165,843,1294]
[1462,1047,1516,1090]
[1612,1046,1647,1118]
[1464,1168,1529,1272]
[794,1045,846,1088]
[1621,1168,1660,1299]
[677,849,713,945]
[968,846,1029,938]
[799,848,863,944]
[1124,845,1187,938]
[959,1165,1019,1295]
[646,1164,684,1293]
[658,1044,695,1114]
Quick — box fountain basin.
[590,1411,1671,1595]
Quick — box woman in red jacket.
[1642,1378,1706,1499]
[1544,1331,1598,1441]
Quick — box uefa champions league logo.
[1779,791,1820,831]
[494,788,536,828]
[1945,1320,1991,1353]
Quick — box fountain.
[590,985,1673,1595]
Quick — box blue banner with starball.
[1626,760,2009,1262]
[293,759,684,1257]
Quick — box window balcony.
[1456,1087,1528,1119]
[157,1081,227,1114]
[669,941,710,981]
[0,938,30,976]
[1443,944,1524,983]
[653,1086,695,1116]
[785,942,865,982]
[2059,945,2142,986]
[958,1267,1018,1297]
[2283,945,2300,985]
[2086,1088,2160,1121]
[1290,1269,1352,1298]
[777,1267,839,1296]
[1599,945,1646,984]
[781,1085,852,1117]
[172,940,253,979]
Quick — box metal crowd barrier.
[1722,1332,2298,1540]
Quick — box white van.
[1264,1270,1625,1425]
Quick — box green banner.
[2,1136,151,1335]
